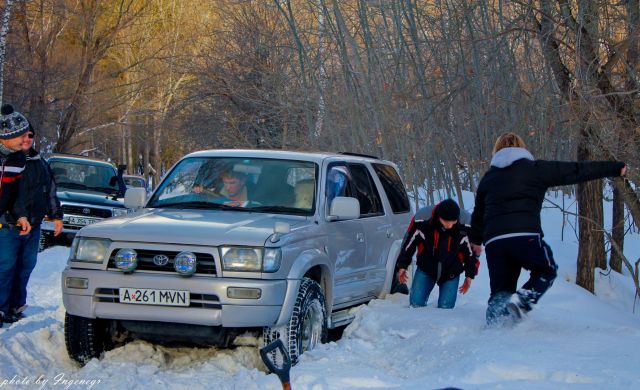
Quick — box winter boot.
[505,302,523,322]
[515,289,539,314]
[486,291,512,326]
[4,305,27,323]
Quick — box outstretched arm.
[537,160,625,188]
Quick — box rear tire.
[263,278,327,366]
[64,312,114,365]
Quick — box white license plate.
[119,287,190,307]
[67,216,101,226]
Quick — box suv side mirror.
[328,197,360,221]
[125,188,147,209]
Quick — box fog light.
[227,287,262,299]
[65,277,88,289]
[174,251,197,276]
[115,248,137,272]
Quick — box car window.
[325,165,354,213]
[348,164,384,217]
[372,163,410,214]
[49,160,118,194]
[147,157,317,215]
[125,177,145,188]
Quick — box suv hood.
[78,208,309,246]
[58,190,124,208]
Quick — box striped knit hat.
[0,104,29,140]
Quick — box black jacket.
[0,149,27,222]
[397,207,479,284]
[470,147,624,245]
[14,148,63,226]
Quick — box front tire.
[263,278,327,366]
[64,313,114,365]
[38,231,54,252]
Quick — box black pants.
[485,235,558,322]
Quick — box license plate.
[119,287,190,307]
[67,216,101,226]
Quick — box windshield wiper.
[93,186,120,195]
[246,205,308,215]
[56,181,88,190]
[153,201,248,211]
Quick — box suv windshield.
[50,160,119,194]
[148,157,317,215]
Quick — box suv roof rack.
[48,152,112,164]
[339,152,380,160]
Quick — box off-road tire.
[263,278,327,366]
[38,231,53,253]
[64,312,113,365]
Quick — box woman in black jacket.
[470,133,626,325]
[396,199,479,309]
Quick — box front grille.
[108,249,217,275]
[94,288,221,309]
[62,205,112,218]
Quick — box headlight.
[115,248,137,272]
[112,208,128,217]
[263,248,282,272]
[220,247,281,272]
[72,237,111,263]
[221,247,262,272]
[174,251,197,276]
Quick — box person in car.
[396,199,479,309]
[0,104,32,327]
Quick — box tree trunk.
[0,0,15,105]
[575,131,606,293]
[610,183,625,273]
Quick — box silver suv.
[62,150,411,365]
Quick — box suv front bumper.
[62,268,301,328]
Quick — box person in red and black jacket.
[470,132,627,325]
[0,104,33,328]
[396,199,479,309]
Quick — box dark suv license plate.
[119,287,190,307]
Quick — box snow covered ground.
[1,193,639,390]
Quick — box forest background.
[1,0,639,294]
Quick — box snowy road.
[1,196,639,389]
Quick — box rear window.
[372,163,410,214]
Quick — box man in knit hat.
[0,104,33,327]
[395,199,479,309]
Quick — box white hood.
[490,147,534,168]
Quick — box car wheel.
[263,277,327,366]
[38,231,54,253]
[64,312,114,365]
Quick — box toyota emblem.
[153,254,170,266]
[82,208,91,214]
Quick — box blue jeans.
[410,267,459,309]
[0,225,41,316]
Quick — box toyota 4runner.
[41,154,128,250]
[61,150,411,365]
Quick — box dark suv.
[40,154,128,249]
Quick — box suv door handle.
[356,232,365,242]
